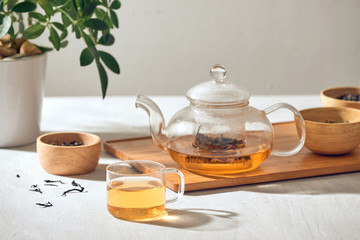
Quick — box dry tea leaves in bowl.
[337,94,360,102]
[324,120,350,123]
[50,139,84,146]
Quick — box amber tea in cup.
[106,160,185,221]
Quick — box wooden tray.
[104,122,360,192]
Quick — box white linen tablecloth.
[1,95,359,240]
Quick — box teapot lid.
[185,64,250,106]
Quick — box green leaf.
[60,30,68,41]
[67,9,77,21]
[102,28,110,37]
[37,45,53,52]
[61,12,71,27]
[101,0,108,8]
[83,19,108,30]
[7,0,18,10]
[0,15,11,38]
[52,22,65,32]
[81,31,94,46]
[74,25,81,39]
[37,0,54,16]
[22,23,45,39]
[89,45,99,57]
[49,26,60,50]
[51,0,67,7]
[98,33,114,46]
[7,24,14,37]
[94,8,106,19]
[110,0,121,9]
[83,1,97,18]
[75,0,84,12]
[103,14,112,29]
[29,12,47,22]
[99,51,120,74]
[96,60,108,98]
[71,0,79,15]
[60,40,68,48]
[110,10,118,28]
[92,29,98,41]
[12,2,36,13]
[80,47,94,66]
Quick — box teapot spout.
[135,95,168,151]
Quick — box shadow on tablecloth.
[144,208,240,231]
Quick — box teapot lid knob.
[210,64,226,82]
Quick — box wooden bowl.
[37,132,101,175]
[321,86,360,109]
[300,107,360,155]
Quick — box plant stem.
[56,8,76,25]
[57,7,96,46]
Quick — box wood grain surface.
[104,122,360,192]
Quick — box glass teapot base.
[167,147,271,176]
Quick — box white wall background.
[41,0,360,97]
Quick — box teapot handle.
[263,103,306,156]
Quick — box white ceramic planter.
[0,53,47,147]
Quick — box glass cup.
[106,160,185,221]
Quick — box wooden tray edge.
[180,165,360,192]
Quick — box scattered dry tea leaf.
[20,40,42,56]
[0,46,16,57]
[29,184,43,194]
[36,202,53,208]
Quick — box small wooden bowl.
[321,86,360,109]
[300,107,360,155]
[37,132,101,175]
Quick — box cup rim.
[106,160,166,176]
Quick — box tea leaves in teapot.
[194,132,245,151]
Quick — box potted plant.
[0,0,121,147]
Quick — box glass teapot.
[136,64,305,176]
